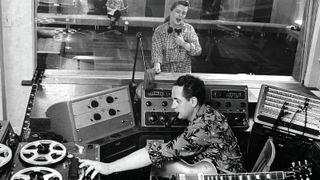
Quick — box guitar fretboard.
[177,171,285,180]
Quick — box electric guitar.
[150,159,312,180]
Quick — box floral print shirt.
[151,22,202,73]
[146,104,245,173]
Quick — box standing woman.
[151,1,202,73]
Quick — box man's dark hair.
[174,74,206,105]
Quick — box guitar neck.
[175,171,287,180]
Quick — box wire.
[287,108,301,134]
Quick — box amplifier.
[141,83,187,127]
[46,86,136,143]
[254,84,320,140]
[205,85,249,129]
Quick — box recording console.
[141,83,249,129]
[254,84,320,140]
[5,140,100,180]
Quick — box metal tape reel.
[0,143,12,167]
[20,140,67,165]
[10,166,62,180]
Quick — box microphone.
[175,28,182,36]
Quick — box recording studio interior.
[1,0,320,179]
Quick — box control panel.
[141,83,187,127]
[46,86,136,143]
[255,84,320,140]
[206,85,249,129]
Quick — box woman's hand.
[79,159,113,179]
[176,35,191,51]
[175,34,185,47]
[153,62,161,74]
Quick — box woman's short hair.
[174,74,206,106]
[170,0,190,11]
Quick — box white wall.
[0,1,5,120]
[1,0,35,134]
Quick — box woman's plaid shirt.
[151,22,202,73]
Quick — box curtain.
[292,0,319,82]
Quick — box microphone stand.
[131,32,144,83]
[129,32,145,122]
[129,32,144,101]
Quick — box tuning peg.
[298,161,302,166]
[292,162,296,167]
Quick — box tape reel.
[19,140,67,165]
[10,167,62,180]
[0,143,12,167]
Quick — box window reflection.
[36,0,305,75]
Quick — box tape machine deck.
[2,140,100,180]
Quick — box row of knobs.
[90,96,116,121]
[90,96,115,108]
[145,101,169,107]
[148,114,176,127]
[92,108,117,121]
[213,101,246,108]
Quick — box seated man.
[79,74,246,179]
[105,0,128,30]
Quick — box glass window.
[36,0,305,75]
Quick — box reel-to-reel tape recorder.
[0,140,100,180]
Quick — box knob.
[93,113,102,120]
[146,101,152,106]
[240,102,246,108]
[162,101,168,107]
[159,115,167,122]
[148,115,157,122]
[106,96,114,103]
[214,102,221,108]
[91,100,99,108]
[225,102,231,108]
[109,109,116,116]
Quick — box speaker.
[46,86,136,143]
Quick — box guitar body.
[150,159,217,178]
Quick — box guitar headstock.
[285,160,312,180]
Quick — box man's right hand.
[79,159,113,179]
